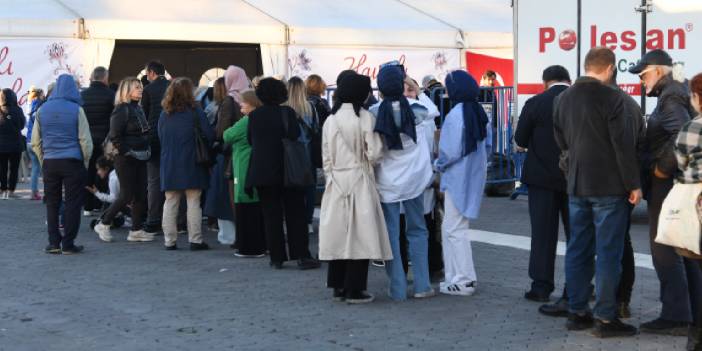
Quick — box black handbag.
[281,108,314,187]
[192,111,213,167]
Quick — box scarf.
[224,65,249,104]
[373,65,416,150]
[445,70,488,156]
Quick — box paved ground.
[0,185,688,350]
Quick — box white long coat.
[318,104,393,260]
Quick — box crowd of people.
[3,45,702,348]
[516,47,702,348]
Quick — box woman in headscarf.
[370,63,435,301]
[434,70,491,297]
[0,89,26,199]
[319,74,392,304]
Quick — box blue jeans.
[27,144,41,193]
[382,195,432,300]
[566,196,629,320]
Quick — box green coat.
[223,116,258,203]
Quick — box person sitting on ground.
[158,77,215,251]
[86,156,130,229]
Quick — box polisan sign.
[515,0,702,112]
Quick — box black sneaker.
[297,258,321,270]
[345,290,375,304]
[189,242,210,251]
[591,318,638,338]
[44,245,61,255]
[165,244,178,251]
[524,290,550,303]
[618,302,631,319]
[332,288,345,302]
[61,245,84,255]
[640,317,689,336]
[566,312,594,331]
[539,297,569,317]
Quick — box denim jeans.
[566,195,629,321]
[26,144,41,193]
[382,195,432,301]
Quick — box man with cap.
[515,65,572,304]
[370,62,435,301]
[629,49,702,336]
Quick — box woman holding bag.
[671,73,702,350]
[158,77,214,251]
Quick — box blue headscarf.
[445,70,488,156]
[373,65,416,150]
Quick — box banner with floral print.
[287,46,461,88]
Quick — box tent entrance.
[108,40,263,86]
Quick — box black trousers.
[84,142,108,211]
[0,152,21,191]
[258,185,312,263]
[327,260,370,291]
[43,159,87,248]
[398,214,443,274]
[101,155,147,231]
[648,175,702,322]
[617,208,636,304]
[235,202,267,255]
[527,185,570,295]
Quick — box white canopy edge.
[1,19,79,38]
[289,27,463,48]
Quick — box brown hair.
[162,77,196,115]
[305,74,327,97]
[691,73,702,107]
[240,89,262,108]
[584,47,615,74]
[212,77,226,105]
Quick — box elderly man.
[32,74,93,255]
[629,49,702,336]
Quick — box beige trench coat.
[318,104,393,261]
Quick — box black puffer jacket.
[141,76,169,153]
[81,81,115,143]
[645,74,694,176]
[109,101,150,155]
[0,89,26,153]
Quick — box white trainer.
[127,230,154,242]
[93,222,113,242]
[439,281,476,296]
[413,288,437,299]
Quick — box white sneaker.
[94,222,113,242]
[1,191,8,200]
[413,288,436,299]
[83,211,92,217]
[127,230,154,242]
[440,281,476,296]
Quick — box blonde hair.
[285,76,311,118]
[240,89,262,109]
[114,77,142,105]
[404,77,419,98]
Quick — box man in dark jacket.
[515,65,571,304]
[31,74,93,255]
[81,66,115,213]
[629,49,702,336]
[0,89,26,199]
[553,47,641,338]
[141,61,170,235]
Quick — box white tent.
[1,0,512,97]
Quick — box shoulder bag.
[281,108,314,187]
[192,110,214,168]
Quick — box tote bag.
[656,182,702,255]
[281,108,314,188]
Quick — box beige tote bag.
[656,182,702,255]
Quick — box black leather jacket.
[109,101,150,155]
[645,74,694,176]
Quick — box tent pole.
[53,0,86,39]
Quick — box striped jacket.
[675,115,702,183]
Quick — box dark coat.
[0,89,26,153]
[553,76,640,197]
[514,84,568,192]
[245,105,300,188]
[158,107,214,191]
[109,102,150,155]
[308,95,331,127]
[141,76,169,154]
[644,74,693,177]
[216,96,242,142]
[81,81,115,143]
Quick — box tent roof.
[2,0,512,48]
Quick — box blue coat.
[158,107,214,191]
